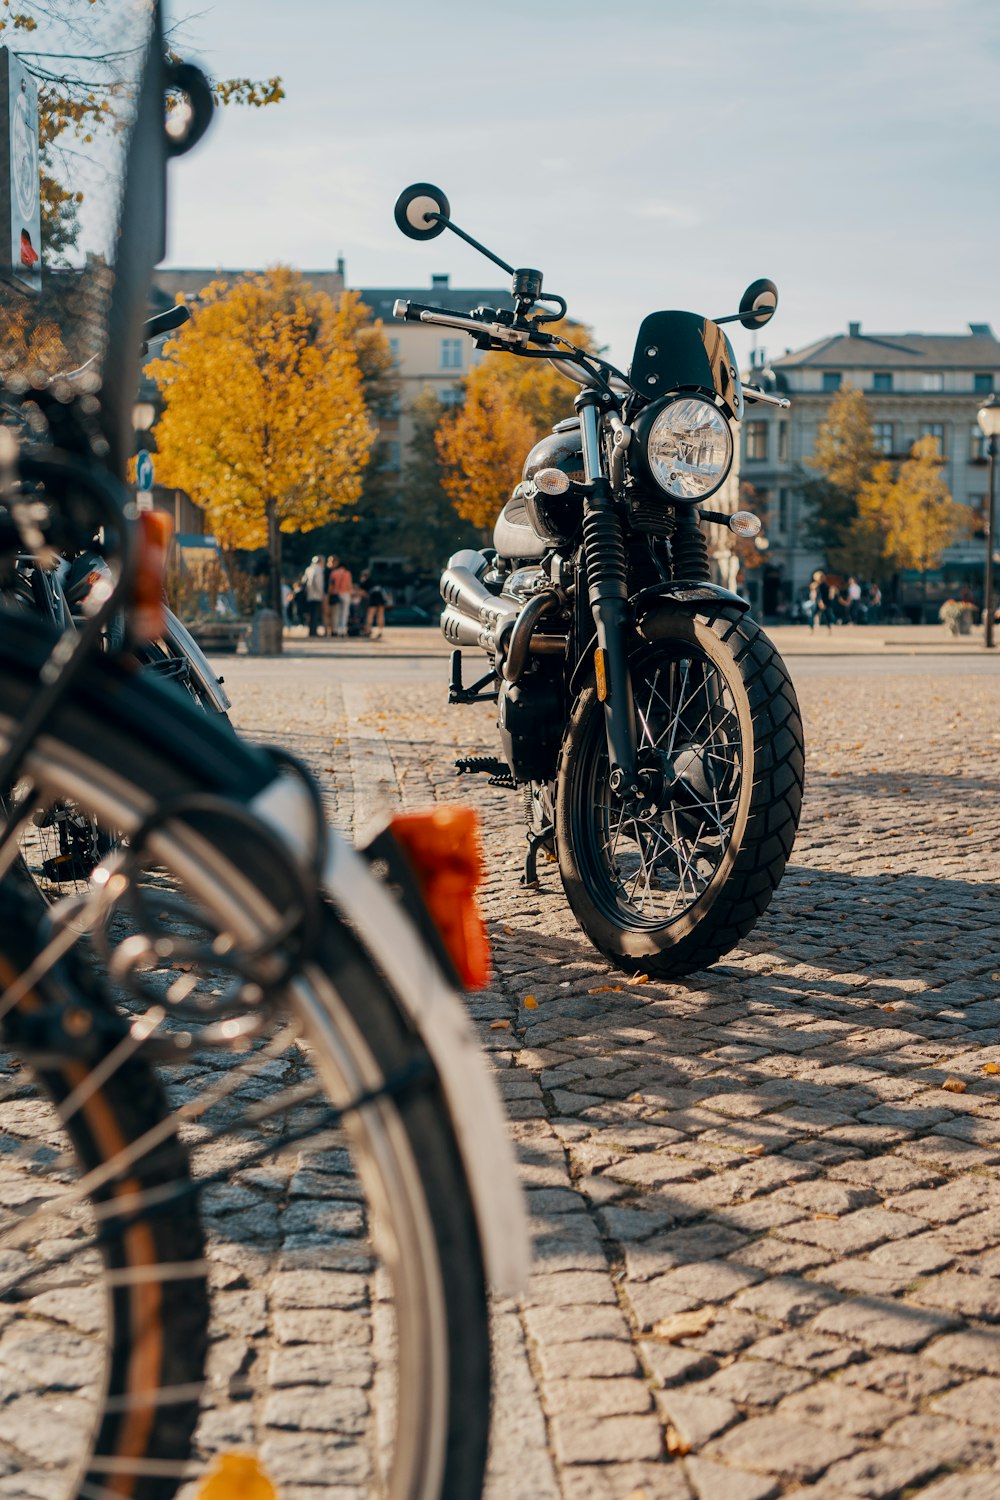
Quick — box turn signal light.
[131,510,173,642]
[389,806,491,990]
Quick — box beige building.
[352,272,514,470]
[739,321,1000,615]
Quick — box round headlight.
[643,397,733,502]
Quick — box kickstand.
[521,824,555,888]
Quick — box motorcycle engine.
[497,662,563,783]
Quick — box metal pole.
[986,435,997,650]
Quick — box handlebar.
[392,299,531,347]
[143,305,191,342]
[742,384,790,410]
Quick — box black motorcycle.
[393,184,804,979]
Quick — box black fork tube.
[577,393,638,788]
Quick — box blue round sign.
[136,450,154,491]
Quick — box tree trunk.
[266,500,282,616]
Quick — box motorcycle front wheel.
[555,610,804,979]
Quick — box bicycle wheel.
[0,625,492,1500]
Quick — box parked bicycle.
[0,14,525,1500]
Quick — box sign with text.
[0,48,41,293]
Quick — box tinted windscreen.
[630,311,742,418]
[0,1,155,388]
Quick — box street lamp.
[132,401,156,433]
[976,395,1000,649]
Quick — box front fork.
[577,394,640,795]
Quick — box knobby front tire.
[555,609,804,979]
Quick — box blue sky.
[164,0,1000,370]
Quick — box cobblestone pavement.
[9,639,994,1499]
[214,639,1000,1500]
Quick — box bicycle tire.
[0,631,492,1500]
[0,873,209,1500]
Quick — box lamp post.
[977,396,1000,650]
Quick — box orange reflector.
[196,1452,277,1499]
[132,510,174,643]
[594,646,607,701]
[389,806,491,990]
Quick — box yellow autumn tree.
[147,268,375,612]
[0,295,67,377]
[859,434,971,580]
[435,322,593,534]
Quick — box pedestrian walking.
[809,569,834,632]
[329,555,353,638]
[361,570,390,640]
[303,555,326,637]
[847,575,862,624]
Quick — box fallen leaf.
[628,973,650,985]
[622,1490,652,1500]
[881,1004,897,1012]
[941,1077,967,1094]
[665,1427,690,1456]
[650,1308,715,1342]
[523,995,538,1010]
[589,985,624,993]
[489,1019,511,1031]
[502,925,516,936]
[627,1091,644,1103]
[964,828,975,837]
[744,1143,766,1157]
[982,1063,1000,1076]
[814,1213,839,1221]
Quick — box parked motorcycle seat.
[493,486,546,561]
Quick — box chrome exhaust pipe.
[440,559,520,635]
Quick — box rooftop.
[774,321,1000,370]
[353,273,515,324]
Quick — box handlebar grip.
[144,304,191,340]
[392,299,468,323]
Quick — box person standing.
[303,555,326,637]
[846,575,862,624]
[329,555,353,638]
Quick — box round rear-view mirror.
[739,278,778,330]
[394,183,451,240]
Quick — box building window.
[822,372,842,392]
[921,372,944,392]
[440,339,463,370]
[974,372,995,394]
[918,422,945,455]
[777,422,789,462]
[388,337,400,364]
[873,422,894,455]
[745,421,768,461]
[778,488,790,533]
[438,386,464,408]
[971,424,988,461]
[379,440,401,471]
[872,372,893,393]
[970,496,987,535]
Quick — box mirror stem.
[428,214,516,277]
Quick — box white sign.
[2,49,40,293]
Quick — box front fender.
[568,582,751,697]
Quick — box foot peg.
[455,755,517,789]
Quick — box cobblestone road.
[223,637,1000,1500]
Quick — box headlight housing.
[633,395,734,503]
